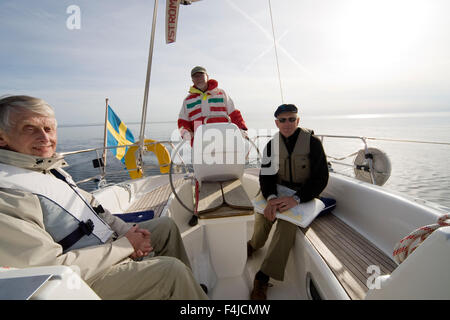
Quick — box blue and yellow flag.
[106,105,135,164]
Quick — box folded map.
[251,184,325,228]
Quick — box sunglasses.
[277,117,297,123]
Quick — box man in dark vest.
[248,103,329,300]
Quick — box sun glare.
[331,0,432,78]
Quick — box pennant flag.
[106,105,135,164]
[166,0,180,44]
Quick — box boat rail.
[317,134,450,179]
[62,133,263,188]
[60,140,184,186]
[60,134,449,189]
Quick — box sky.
[1,0,450,125]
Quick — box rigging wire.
[268,0,284,104]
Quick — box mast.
[138,0,159,175]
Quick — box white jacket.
[0,149,134,283]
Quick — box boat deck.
[301,213,398,299]
[118,172,398,300]
[124,177,185,217]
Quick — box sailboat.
[1,0,449,300]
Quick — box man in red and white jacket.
[178,66,248,143]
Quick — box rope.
[268,0,284,104]
[326,151,359,161]
[393,214,450,264]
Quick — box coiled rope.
[393,214,450,264]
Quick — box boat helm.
[169,120,257,214]
[354,147,391,186]
[192,121,246,185]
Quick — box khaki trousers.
[249,213,297,281]
[89,216,208,300]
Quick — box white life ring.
[354,147,391,186]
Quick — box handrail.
[249,134,449,186]
[61,134,448,188]
[365,136,450,145]
[246,133,450,146]
[60,140,175,156]
[316,134,450,146]
[61,140,178,186]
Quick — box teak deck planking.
[301,213,397,299]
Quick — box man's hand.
[180,128,194,141]
[263,198,279,222]
[270,196,298,213]
[125,225,152,260]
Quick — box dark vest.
[274,128,312,185]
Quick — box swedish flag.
[106,105,135,163]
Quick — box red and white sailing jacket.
[178,79,248,134]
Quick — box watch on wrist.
[292,195,300,204]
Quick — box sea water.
[57,112,450,210]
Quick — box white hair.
[0,95,56,132]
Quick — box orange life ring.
[124,139,171,179]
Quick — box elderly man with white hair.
[0,95,208,300]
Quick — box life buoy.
[353,147,391,186]
[124,139,171,179]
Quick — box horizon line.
[58,110,450,128]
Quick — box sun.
[330,0,432,79]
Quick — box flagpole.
[138,0,159,175]
[102,98,109,178]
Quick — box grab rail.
[60,134,449,188]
